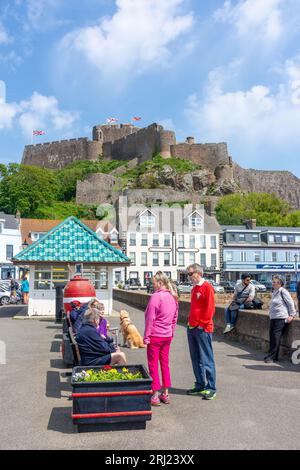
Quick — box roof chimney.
[245,219,257,230]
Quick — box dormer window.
[189,211,203,228]
[110,231,118,243]
[139,210,155,227]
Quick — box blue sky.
[1,0,300,177]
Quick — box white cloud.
[184,57,300,166]
[58,0,194,83]
[22,0,64,31]
[0,22,13,44]
[214,0,283,41]
[0,88,79,136]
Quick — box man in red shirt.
[186,264,217,400]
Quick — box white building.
[117,197,221,286]
[0,212,22,280]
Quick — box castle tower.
[158,130,176,158]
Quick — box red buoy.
[63,276,96,312]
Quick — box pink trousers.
[147,336,172,392]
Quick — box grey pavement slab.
[0,301,299,450]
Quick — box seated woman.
[76,308,127,366]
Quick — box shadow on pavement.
[46,371,72,398]
[243,364,300,373]
[50,340,61,353]
[50,358,70,370]
[46,325,62,329]
[48,407,77,434]
[169,387,189,396]
[0,305,28,318]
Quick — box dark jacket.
[297,281,300,297]
[71,303,89,334]
[76,323,116,366]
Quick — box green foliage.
[120,154,201,188]
[0,164,59,217]
[73,367,143,382]
[34,201,100,220]
[55,159,126,201]
[215,193,298,226]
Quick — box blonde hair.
[153,271,179,301]
[88,298,104,311]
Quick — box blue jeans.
[225,304,245,327]
[187,327,216,393]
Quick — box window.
[282,235,288,242]
[83,266,108,289]
[178,252,185,266]
[164,234,171,247]
[153,234,159,246]
[296,235,300,243]
[163,272,171,278]
[252,234,259,242]
[141,252,147,266]
[189,252,195,264]
[189,235,195,248]
[200,235,206,249]
[52,266,68,284]
[272,252,277,262]
[129,233,136,246]
[178,234,184,248]
[288,235,294,243]
[140,212,155,227]
[269,235,274,242]
[225,252,233,262]
[286,252,292,262]
[31,232,46,241]
[239,233,245,241]
[34,266,51,290]
[254,252,261,262]
[210,236,217,249]
[153,252,159,266]
[200,253,206,266]
[240,252,246,262]
[141,233,148,246]
[110,231,118,243]
[129,252,136,265]
[6,245,13,260]
[211,254,217,267]
[164,253,170,266]
[275,235,281,243]
[190,212,202,228]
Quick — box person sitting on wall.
[76,308,127,366]
[223,273,255,334]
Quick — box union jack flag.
[106,117,119,124]
[33,130,46,136]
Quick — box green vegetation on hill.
[216,193,300,226]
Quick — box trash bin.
[55,284,65,324]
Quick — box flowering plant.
[73,367,143,382]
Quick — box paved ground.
[0,301,299,450]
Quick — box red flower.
[103,365,112,371]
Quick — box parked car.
[250,280,267,292]
[206,279,225,294]
[287,281,297,292]
[261,281,273,291]
[0,286,11,305]
[177,282,193,294]
[219,281,235,293]
[124,279,142,290]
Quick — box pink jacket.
[144,289,179,344]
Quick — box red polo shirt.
[188,281,215,333]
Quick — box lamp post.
[294,254,298,283]
[22,239,29,250]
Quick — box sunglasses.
[188,272,195,276]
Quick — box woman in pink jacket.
[144,271,179,406]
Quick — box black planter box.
[71,364,152,432]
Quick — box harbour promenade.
[0,301,299,450]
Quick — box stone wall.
[113,288,300,358]
[233,164,300,209]
[22,138,102,170]
[123,189,201,205]
[171,143,230,172]
[103,123,174,162]
[93,124,139,142]
[76,173,122,205]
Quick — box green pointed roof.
[13,216,130,265]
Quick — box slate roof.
[0,212,19,230]
[13,216,130,265]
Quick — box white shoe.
[223,324,232,334]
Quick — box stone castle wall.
[93,124,139,142]
[233,164,300,209]
[171,142,229,172]
[102,123,175,162]
[22,138,103,170]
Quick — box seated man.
[76,308,127,366]
[224,273,255,334]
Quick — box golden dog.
[119,310,146,349]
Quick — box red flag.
[132,117,142,121]
[106,117,119,124]
[33,130,46,136]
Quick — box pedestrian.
[186,263,217,400]
[144,271,179,406]
[223,273,255,333]
[264,275,296,363]
[21,274,29,305]
[297,280,300,314]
